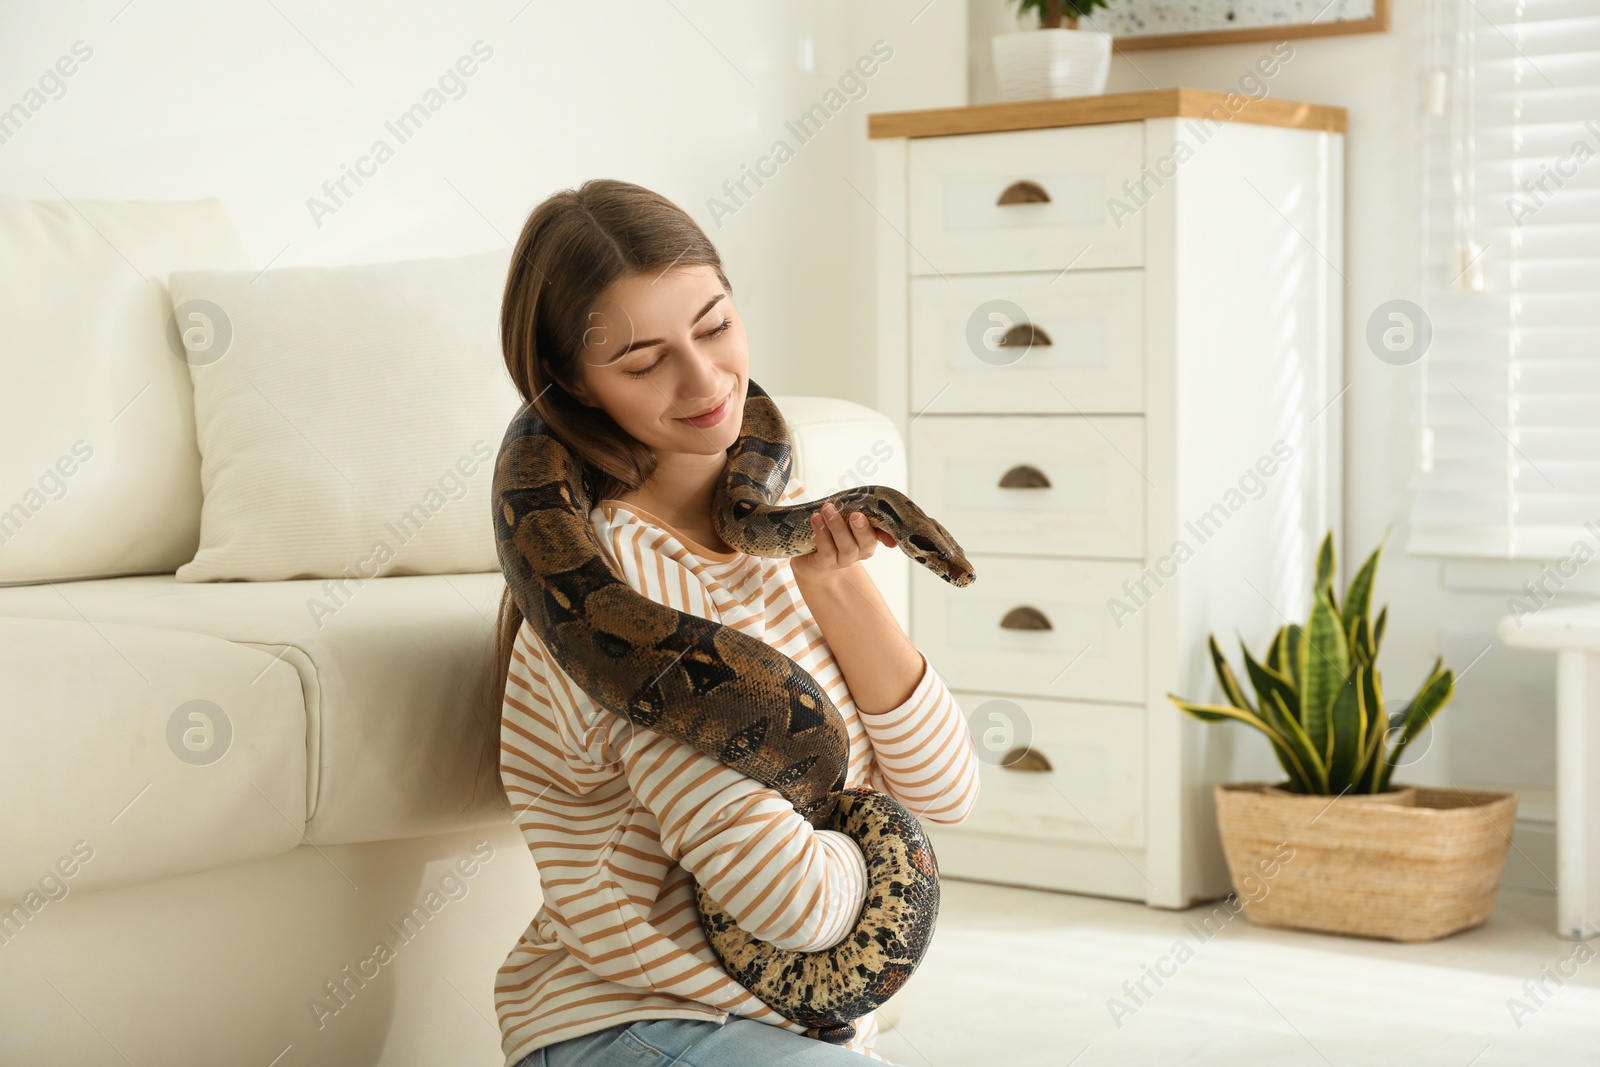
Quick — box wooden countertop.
[867,88,1347,139]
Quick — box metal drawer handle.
[1000,606,1052,631]
[998,464,1051,489]
[996,179,1051,205]
[999,323,1052,349]
[1000,747,1053,772]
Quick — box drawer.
[909,415,1144,559]
[907,124,1145,275]
[912,555,1145,703]
[955,690,1144,849]
[910,270,1144,415]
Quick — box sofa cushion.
[167,252,522,583]
[0,571,512,857]
[0,196,249,585]
[0,616,308,901]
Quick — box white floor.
[872,878,1600,1067]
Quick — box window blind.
[1409,0,1600,559]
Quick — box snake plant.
[1167,529,1456,796]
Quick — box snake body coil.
[492,379,974,1042]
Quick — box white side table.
[1497,605,1600,939]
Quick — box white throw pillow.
[169,251,521,582]
[0,195,248,585]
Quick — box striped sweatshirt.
[494,473,980,1066]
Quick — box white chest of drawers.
[868,90,1346,908]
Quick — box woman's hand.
[789,501,924,714]
[790,501,897,586]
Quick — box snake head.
[903,524,976,587]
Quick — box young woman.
[489,178,979,1067]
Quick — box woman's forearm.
[795,562,924,715]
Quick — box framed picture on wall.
[1100,0,1390,51]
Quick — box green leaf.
[1254,688,1315,792]
[1270,741,1315,794]
[1357,746,1383,793]
[1242,641,1298,725]
[1267,689,1330,793]
[1267,626,1290,679]
[1346,614,1372,669]
[1167,694,1278,738]
[1172,693,1317,794]
[1373,605,1388,656]
[1379,660,1455,791]
[1362,690,1402,793]
[1283,624,1306,695]
[1352,660,1386,786]
[1396,659,1452,744]
[1209,634,1254,712]
[1302,587,1349,762]
[1315,531,1338,613]
[1327,666,1366,790]
[1341,529,1388,628]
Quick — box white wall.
[0,0,966,407]
[964,4,1560,843]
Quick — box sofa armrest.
[0,617,307,902]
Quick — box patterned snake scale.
[491,378,976,1043]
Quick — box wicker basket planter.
[1214,781,1519,942]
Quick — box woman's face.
[575,263,748,457]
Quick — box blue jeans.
[514,1017,908,1067]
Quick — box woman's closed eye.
[624,317,734,378]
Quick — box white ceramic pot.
[991,27,1112,102]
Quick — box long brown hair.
[462,178,733,813]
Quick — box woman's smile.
[677,387,733,429]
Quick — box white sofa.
[0,196,910,1066]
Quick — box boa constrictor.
[491,378,975,1043]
